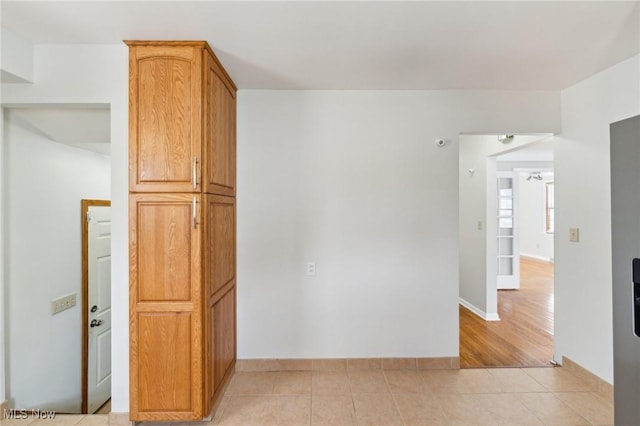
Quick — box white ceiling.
[2,1,639,90]
[496,137,554,162]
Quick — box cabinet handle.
[193,196,198,229]
[192,157,198,190]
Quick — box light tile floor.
[95,400,111,415]
[0,367,614,426]
[168,367,611,426]
[1,414,109,425]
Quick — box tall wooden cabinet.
[127,41,237,422]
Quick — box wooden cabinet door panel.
[205,195,236,297]
[131,194,201,302]
[136,312,193,412]
[129,193,203,420]
[205,300,215,413]
[129,45,202,192]
[203,194,235,411]
[204,52,236,196]
[212,287,236,391]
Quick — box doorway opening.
[459,134,555,368]
[81,199,112,414]
[3,105,111,413]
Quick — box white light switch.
[569,227,580,243]
[477,221,483,231]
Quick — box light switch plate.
[52,293,77,315]
[569,227,580,243]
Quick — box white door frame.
[81,199,111,414]
[487,167,554,306]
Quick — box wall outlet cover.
[52,293,77,315]
[306,262,316,276]
[569,227,580,243]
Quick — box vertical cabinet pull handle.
[192,157,198,190]
[193,197,198,229]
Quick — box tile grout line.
[424,369,463,424]
[305,371,311,426]
[507,374,549,426]
[521,366,557,393]
[420,368,449,424]
[345,368,359,426]
[308,390,312,426]
[547,391,594,425]
[383,370,403,426]
[382,369,407,426]
[511,369,597,426]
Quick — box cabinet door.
[129,44,203,193]
[203,51,237,196]
[203,194,236,412]
[129,193,203,421]
[213,287,236,390]
[204,195,236,297]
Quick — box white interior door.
[87,205,111,413]
[496,173,520,289]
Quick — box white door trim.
[81,199,111,414]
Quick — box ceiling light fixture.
[526,172,543,181]
[498,135,515,144]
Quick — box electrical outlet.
[52,293,77,315]
[306,262,316,276]
[569,227,580,243]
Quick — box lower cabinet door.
[203,194,236,413]
[213,287,236,390]
[136,312,195,413]
[205,286,236,413]
[129,193,203,421]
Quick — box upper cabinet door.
[203,51,237,196]
[128,44,203,192]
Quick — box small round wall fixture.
[498,135,515,144]
[435,138,446,147]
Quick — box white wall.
[4,114,110,411]
[0,106,5,405]
[238,91,560,359]
[555,54,640,383]
[1,43,562,412]
[0,27,34,83]
[518,172,554,261]
[459,135,548,319]
[1,44,128,412]
[0,26,7,405]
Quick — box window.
[546,182,554,233]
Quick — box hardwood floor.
[460,257,554,368]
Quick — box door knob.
[90,305,98,312]
[90,319,103,328]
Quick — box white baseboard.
[520,253,554,263]
[459,298,500,321]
